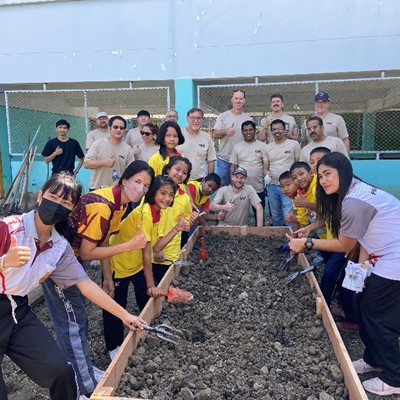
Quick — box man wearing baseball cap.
[313,91,350,152]
[210,167,263,227]
[86,111,109,151]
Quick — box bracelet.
[0,256,6,272]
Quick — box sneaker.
[79,396,90,400]
[362,377,400,395]
[352,358,381,374]
[336,321,359,333]
[331,304,346,319]
[109,346,120,361]
[93,366,105,382]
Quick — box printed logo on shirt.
[326,122,333,125]
[118,155,125,159]
[239,196,246,201]
[255,150,261,153]
[284,150,292,154]
[371,187,377,195]
[198,144,206,147]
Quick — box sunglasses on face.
[112,126,125,130]
[140,130,153,137]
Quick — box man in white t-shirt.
[212,89,252,186]
[230,120,268,225]
[210,167,263,227]
[259,93,299,143]
[125,110,151,147]
[86,111,109,151]
[177,108,217,180]
[301,92,350,152]
[84,116,135,190]
[300,115,349,165]
[265,119,301,226]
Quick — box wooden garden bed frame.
[91,226,368,400]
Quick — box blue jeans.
[266,183,293,226]
[216,159,231,187]
[320,252,355,322]
[42,279,96,396]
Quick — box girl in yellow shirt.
[148,121,185,176]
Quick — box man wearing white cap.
[313,92,350,152]
[86,112,109,151]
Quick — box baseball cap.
[232,167,247,177]
[314,92,330,102]
[96,111,108,118]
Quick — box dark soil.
[3,233,397,400]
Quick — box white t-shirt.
[177,128,217,180]
[212,184,261,226]
[300,136,348,165]
[340,179,400,281]
[265,139,301,184]
[213,110,253,162]
[230,140,268,192]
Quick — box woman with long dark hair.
[287,152,400,396]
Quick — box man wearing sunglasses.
[84,116,135,191]
[177,108,216,181]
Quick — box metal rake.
[284,266,315,284]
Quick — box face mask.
[38,198,71,225]
[124,180,146,202]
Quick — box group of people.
[0,89,399,398]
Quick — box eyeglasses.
[112,126,125,130]
[189,116,203,121]
[140,130,153,136]
[271,127,285,132]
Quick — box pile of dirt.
[116,233,346,400]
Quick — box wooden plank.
[298,253,368,400]
[92,231,201,399]
[210,225,289,237]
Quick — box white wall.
[1,0,399,83]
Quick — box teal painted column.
[0,105,12,194]
[174,79,195,128]
[361,112,376,151]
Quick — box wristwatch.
[305,237,314,250]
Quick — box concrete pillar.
[174,78,195,127]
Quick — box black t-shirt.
[41,137,84,174]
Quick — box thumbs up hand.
[3,235,31,269]
[226,123,235,137]
[128,226,147,250]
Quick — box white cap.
[96,111,108,118]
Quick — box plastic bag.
[342,260,373,293]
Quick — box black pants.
[103,270,149,351]
[152,263,171,286]
[356,274,400,387]
[0,295,77,400]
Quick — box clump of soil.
[116,233,347,400]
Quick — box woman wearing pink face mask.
[41,160,154,398]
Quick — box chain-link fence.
[4,86,171,155]
[197,77,400,156]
